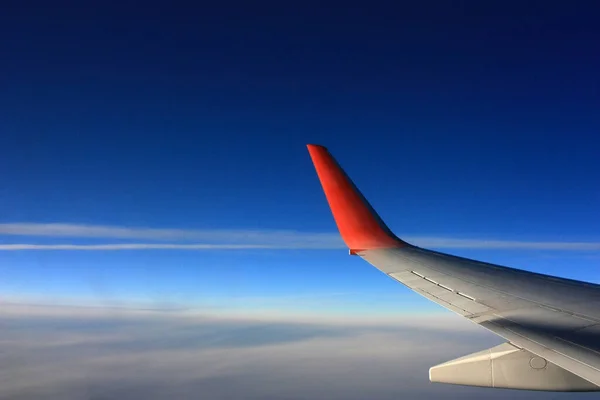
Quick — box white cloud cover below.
[0,305,580,400]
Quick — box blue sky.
[1,1,599,315]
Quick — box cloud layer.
[1,223,599,251]
[0,305,577,400]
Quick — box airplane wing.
[307,144,600,392]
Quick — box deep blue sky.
[1,1,599,314]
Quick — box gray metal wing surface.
[306,144,600,391]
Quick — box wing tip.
[307,143,407,251]
[306,143,328,153]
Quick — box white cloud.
[0,223,343,244]
[0,243,285,250]
[0,223,599,251]
[409,237,600,250]
[0,306,571,399]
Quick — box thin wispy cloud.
[0,223,599,251]
[0,223,342,244]
[409,237,600,250]
[0,243,332,251]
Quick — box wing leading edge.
[307,144,600,392]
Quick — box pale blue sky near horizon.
[1,1,600,315]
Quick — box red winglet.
[307,144,407,252]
